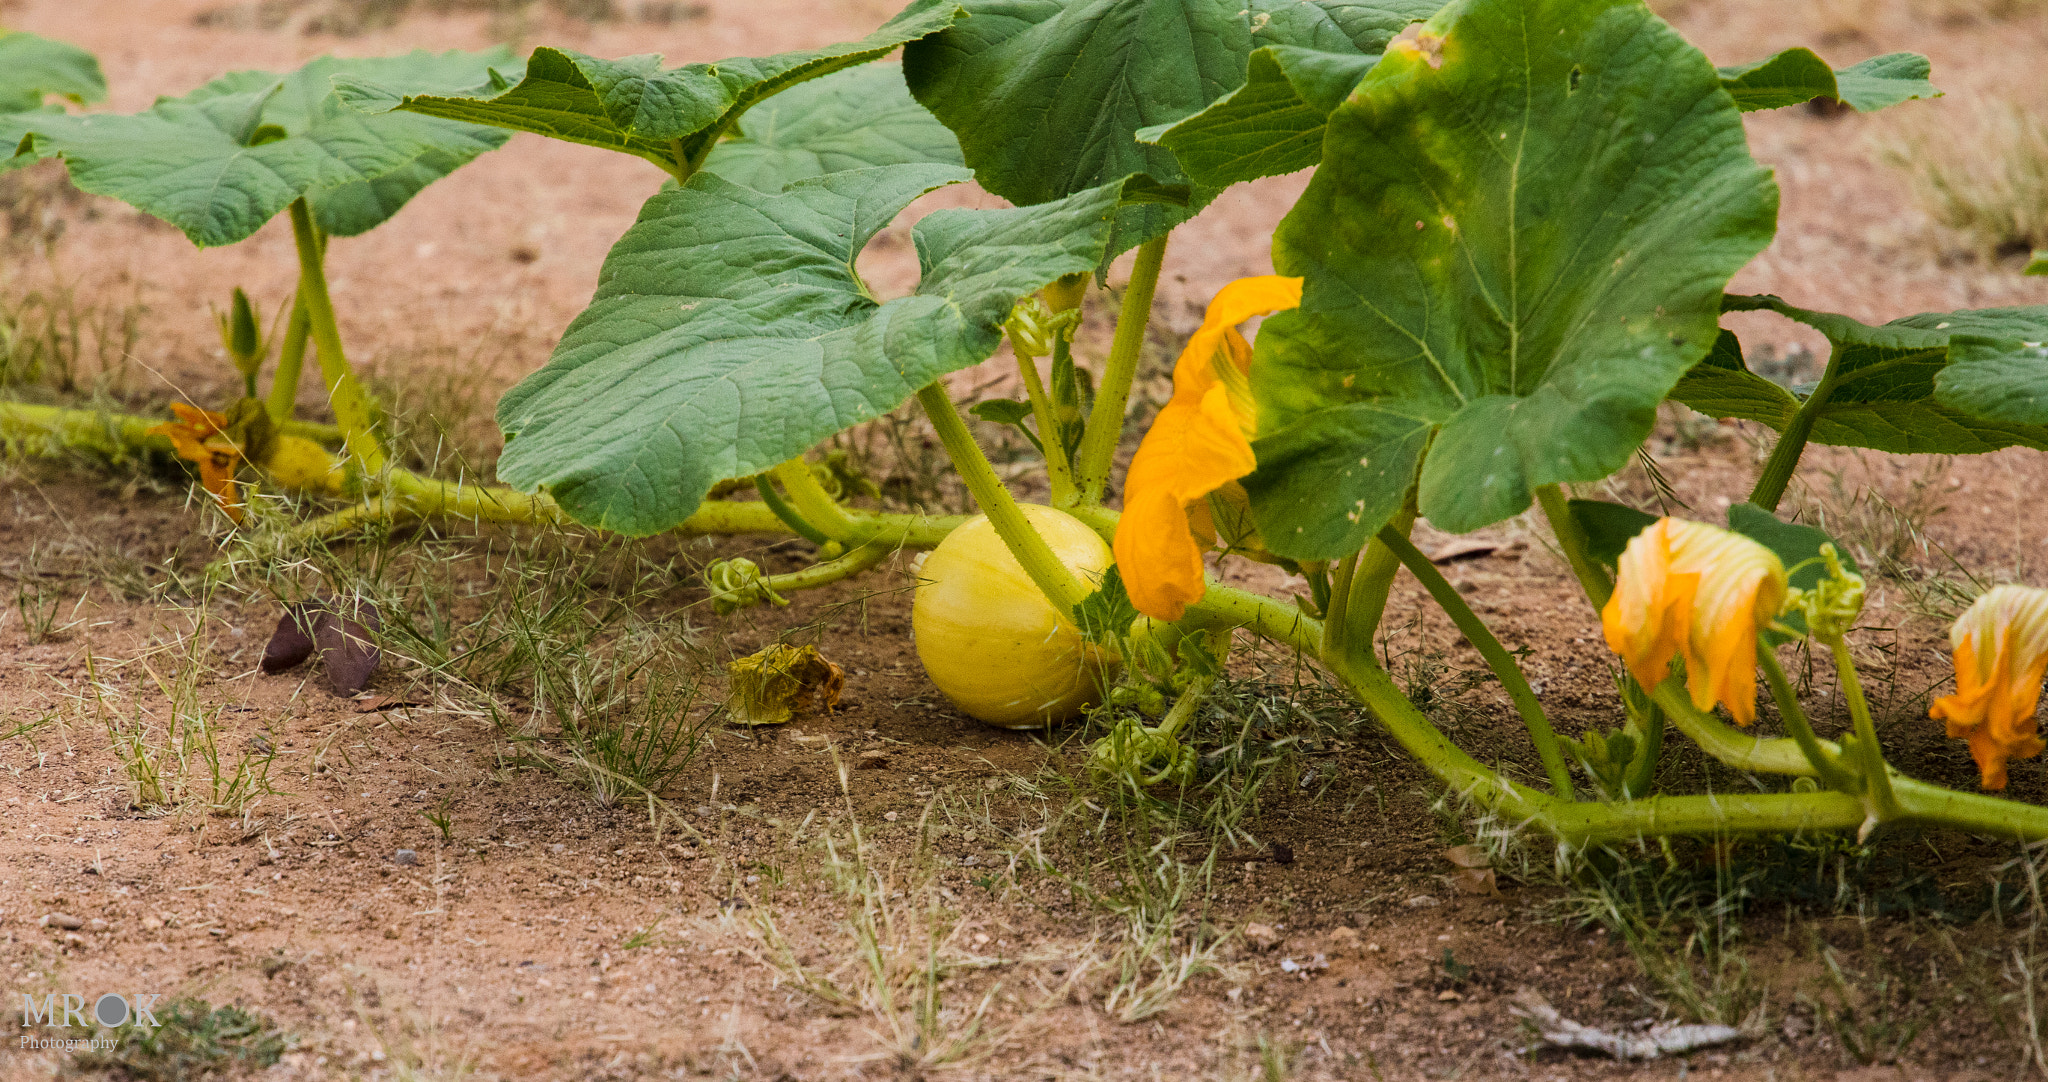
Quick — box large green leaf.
[904,0,1438,256]
[1139,44,1379,192]
[15,50,513,246]
[1153,42,1937,198]
[494,164,1143,535]
[700,64,961,192]
[1244,0,1777,559]
[337,0,959,177]
[1568,498,1659,570]
[1933,330,2048,426]
[1671,294,2048,453]
[1716,48,1938,113]
[0,30,105,113]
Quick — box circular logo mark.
[94,994,129,1026]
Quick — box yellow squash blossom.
[148,402,245,523]
[1930,585,2048,790]
[1601,518,1788,725]
[1113,275,1301,621]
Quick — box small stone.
[856,750,889,769]
[550,843,567,854]
[1437,989,1462,1002]
[393,849,420,866]
[87,919,109,932]
[883,811,900,822]
[1243,922,1281,951]
[42,913,83,930]
[63,933,85,949]
[1404,894,1441,908]
[1269,843,1294,865]
[383,926,402,939]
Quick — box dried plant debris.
[259,597,382,695]
[1510,989,1742,1060]
[725,643,843,726]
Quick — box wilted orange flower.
[148,402,244,523]
[1601,518,1788,725]
[1930,585,2048,790]
[1113,276,1301,621]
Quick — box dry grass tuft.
[1881,102,2048,259]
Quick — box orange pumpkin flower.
[148,402,245,523]
[1113,276,1301,621]
[1601,518,1788,725]
[1930,585,2048,790]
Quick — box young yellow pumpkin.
[912,504,1116,728]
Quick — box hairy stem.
[771,458,869,543]
[754,473,831,546]
[1535,483,1613,610]
[1653,678,1826,777]
[1619,698,1665,800]
[1748,342,1845,512]
[1337,509,1416,669]
[763,540,894,596]
[1009,332,1076,506]
[1182,583,1323,658]
[1072,234,1168,505]
[0,401,337,458]
[287,198,385,473]
[1379,525,1576,798]
[1829,636,1902,818]
[915,382,1089,614]
[1758,644,1857,791]
[1337,653,2048,843]
[265,293,310,423]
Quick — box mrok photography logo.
[18,992,161,1053]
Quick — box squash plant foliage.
[12,0,2048,847]
[388,0,2048,846]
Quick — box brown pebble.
[42,913,83,930]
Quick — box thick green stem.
[1620,701,1665,800]
[1153,673,1218,745]
[265,293,310,424]
[1334,509,1415,670]
[1322,551,1362,670]
[1337,654,2048,844]
[1182,584,1323,658]
[763,540,893,596]
[0,401,337,459]
[1009,332,1076,506]
[1829,636,1902,820]
[1378,526,1576,799]
[1072,234,1168,505]
[1653,679,1827,777]
[286,198,385,474]
[772,457,869,544]
[915,382,1088,614]
[1758,645,1856,791]
[1535,483,1612,609]
[753,474,830,546]
[1748,343,1844,512]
